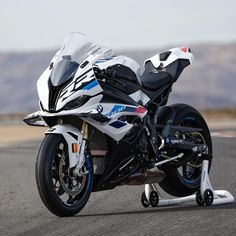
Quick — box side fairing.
[95,55,141,82]
[95,56,151,105]
[25,101,147,142]
[55,67,103,111]
[83,103,147,141]
[129,89,150,105]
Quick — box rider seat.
[141,71,172,91]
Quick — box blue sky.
[1,0,236,51]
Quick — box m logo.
[106,105,126,118]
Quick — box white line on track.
[211,130,236,138]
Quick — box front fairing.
[37,32,113,112]
[31,33,148,142]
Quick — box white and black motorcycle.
[24,32,212,216]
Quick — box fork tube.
[81,121,89,140]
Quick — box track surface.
[0,137,235,235]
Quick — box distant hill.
[0,43,236,113]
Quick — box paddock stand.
[141,160,234,208]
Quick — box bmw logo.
[97,104,103,113]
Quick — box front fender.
[45,124,83,168]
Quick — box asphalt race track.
[0,137,235,235]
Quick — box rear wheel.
[35,134,93,216]
[159,104,212,197]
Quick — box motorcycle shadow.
[77,202,236,218]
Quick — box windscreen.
[50,32,102,86]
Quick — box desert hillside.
[0,42,236,113]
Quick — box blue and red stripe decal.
[106,105,146,119]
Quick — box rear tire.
[35,134,93,217]
[159,104,212,197]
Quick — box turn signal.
[72,143,78,153]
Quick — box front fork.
[74,121,89,175]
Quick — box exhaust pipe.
[121,169,166,185]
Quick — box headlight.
[63,95,90,110]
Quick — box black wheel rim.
[51,139,91,207]
[176,117,206,185]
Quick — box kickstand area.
[141,160,234,208]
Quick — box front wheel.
[35,134,93,217]
[159,104,213,197]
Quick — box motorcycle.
[24,32,212,216]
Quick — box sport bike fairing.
[28,32,148,141]
[25,32,193,142]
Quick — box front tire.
[35,134,93,217]
[159,104,213,197]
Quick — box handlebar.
[94,67,125,86]
[94,67,134,81]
